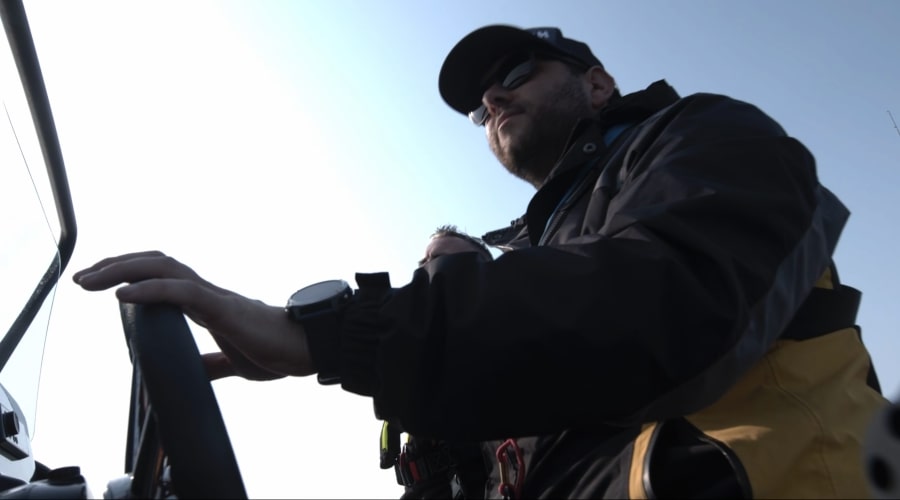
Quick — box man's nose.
[481,83,511,120]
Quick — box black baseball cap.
[439,25,605,116]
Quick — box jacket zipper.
[537,163,600,246]
[537,124,634,246]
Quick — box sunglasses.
[468,52,590,126]
[468,55,537,126]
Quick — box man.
[419,225,494,267]
[387,225,492,499]
[74,25,886,498]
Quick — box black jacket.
[304,81,884,498]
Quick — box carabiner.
[495,438,525,499]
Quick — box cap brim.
[438,25,561,116]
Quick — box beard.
[488,75,593,187]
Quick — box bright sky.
[15,0,900,498]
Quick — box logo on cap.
[527,27,560,41]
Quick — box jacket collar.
[599,79,681,128]
[546,80,680,184]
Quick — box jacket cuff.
[301,272,393,392]
[340,272,394,396]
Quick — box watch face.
[287,279,351,308]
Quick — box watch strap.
[301,307,344,385]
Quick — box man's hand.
[73,251,315,378]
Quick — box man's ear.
[586,66,616,111]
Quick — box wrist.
[248,304,315,377]
[272,305,316,377]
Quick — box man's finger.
[74,254,196,290]
[203,352,237,381]
[113,278,213,310]
[72,250,167,282]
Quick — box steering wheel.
[119,302,247,499]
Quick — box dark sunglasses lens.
[501,60,534,90]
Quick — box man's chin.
[495,125,527,155]
[506,163,543,186]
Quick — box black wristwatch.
[286,279,353,320]
[286,279,353,384]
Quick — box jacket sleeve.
[322,93,848,442]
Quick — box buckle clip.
[394,438,455,487]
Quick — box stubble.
[489,75,593,187]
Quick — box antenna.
[889,110,900,138]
